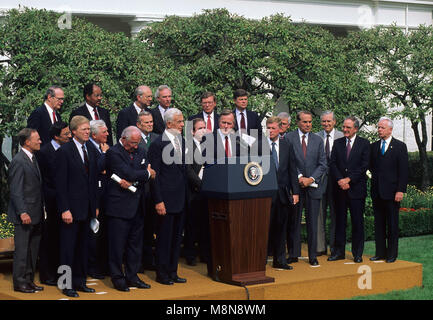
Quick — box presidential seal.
[244,162,263,186]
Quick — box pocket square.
[141,159,146,165]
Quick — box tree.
[347,25,433,189]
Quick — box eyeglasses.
[54,97,64,101]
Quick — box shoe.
[88,273,105,280]
[354,256,363,263]
[272,263,293,270]
[74,285,95,293]
[386,258,397,263]
[309,258,319,266]
[113,283,130,292]
[327,254,345,261]
[287,257,299,263]
[41,279,57,286]
[14,284,35,293]
[141,264,157,271]
[62,289,79,298]
[171,276,187,283]
[156,277,174,285]
[186,258,197,266]
[127,279,151,289]
[28,282,44,291]
[369,256,386,261]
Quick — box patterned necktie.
[225,136,231,158]
[240,112,246,130]
[207,115,212,131]
[325,134,330,161]
[346,139,352,160]
[146,135,151,147]
[93,107,100,120]
[302,134,307,159]
[173,135,181,155]
[82,145,89,174]
[271,142,279,171]
[381,140,386,155]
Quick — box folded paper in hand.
[111,174,137,193]
[90,218,99,233]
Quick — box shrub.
[0,213,14,239]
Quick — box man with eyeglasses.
[188,91,220,133]
[27,86,64,146]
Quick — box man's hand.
[299,177,314,188]
[62,210,73,224]
[155,202,166,216]
[20,213,31,225]
[119,179,132,189]
[292,194,299,205]
[148,164,156,179]
[96,208,99,218]
[395,192,404,202]
[338,177,351,190]
[100,142,109,153]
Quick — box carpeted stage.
[0,246,422,301]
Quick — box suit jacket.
[330,135,370,199]
[35,141,57,201]
[370,137,408,200]
[186,139,205,194]
[54,140,99,221]
[285,130,327,199]
[148,132,187,213]
[149,106,166,135]
[233,109,262,136]
[316,129,344,188]
[265,139,300,205]
[70,103,113,145]
[188,111,220,133]
[138,132,159,153]
[116,104,150,142]
[7,150,43,225]
[105,143,151,219]
[202,130,249,163]
[27,105,62,146]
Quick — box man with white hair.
[277,112,291,139]
[369,117,408,263]
[150,85,173,134]
[148,108,188,285]
[105,126,155,291]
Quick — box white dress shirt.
[44,103,57,124]
[235,108,248,130]
[85,103,99,120]
[203,111,215,132]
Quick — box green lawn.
[351,234,433,300]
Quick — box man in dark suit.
[369,117,408,263]
[55,115,100,297]
[7,128,43,293]
[265,117,299,270]
[149,85,172,134]
[116,85,153,141]
[36,121,71,286]
[69,83,113,145]
[315,111,344,256]
[105,126,155,291]
[87,120,110,279]
[232,89,262,138]
[27,86,64,146]
[148,108,188,285]
[328,116,370,263]
[136,110,159,271]
[188,91,220,133]
[285,111,327,266]
[184,118,211,268]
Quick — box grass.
[351,234,433,300]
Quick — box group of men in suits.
[9,83,408,296]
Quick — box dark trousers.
[372,197,399,260]
[13,223,42,286]
[268,194,288,265]
[59,219,90,288]
[317,178,337,253]
[286,202,299,258]
[334,193,365,258]
[155,211,185,281]
[38,200,60,282]
[88,211,109,276]
[142,193,156,267]
[107,210,144,286]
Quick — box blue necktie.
[271,142,279,171]
[381,140,386,155]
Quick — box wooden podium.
[201,156,277,286]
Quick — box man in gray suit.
[285,111,327,266]
[7,128,44,293]
[315,111,344,256]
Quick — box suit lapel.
[20,150,41,181]
[71,141,88,176]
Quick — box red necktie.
[302,134,307,159]
[52,111,56,123]
[93,107,100,120]
[207,115,212,131]
[240,112,246,130]
[225,136,231,158]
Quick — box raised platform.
[0,249,422,300]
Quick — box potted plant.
[0,213,14,253]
